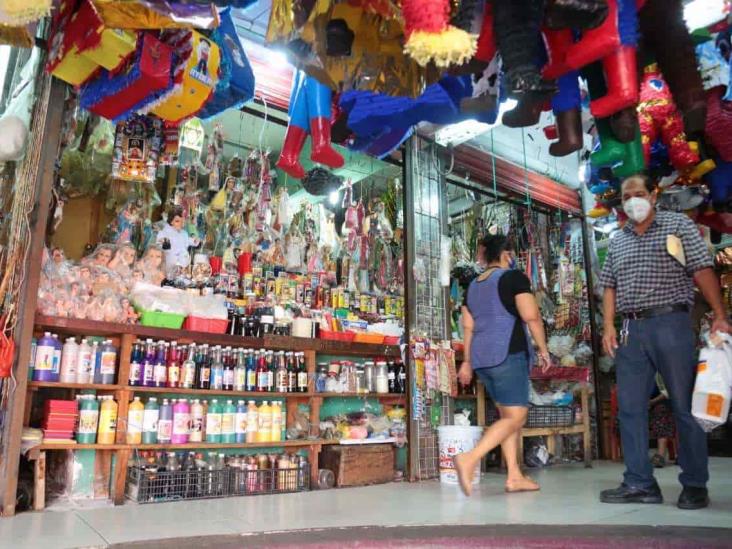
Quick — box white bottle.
[51,334,62,378]
[76,339,93,384]
[60,337,79,383]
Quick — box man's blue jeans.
[615,311,708,489]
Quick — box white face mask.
[623,197,653,223]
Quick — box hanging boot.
[276,125,308,179]
[590,46,639,118]
[305,76,344,169]
[503,93,548,128]
[549,108,583,156]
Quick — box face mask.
[623,197,652,223]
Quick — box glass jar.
[363,361,375,393]
[375,361,389,394]
[315,363,328,393]
[355,365,366,394]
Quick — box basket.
[183,316,229,334]
[126,466,229,503]
[137,309,185,330]
[320,330,355,342]
[525,405,575,428]
[352,333,385,345]
[229,467,309,496]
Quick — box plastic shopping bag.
[692,333,732,432]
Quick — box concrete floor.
[2,458,731,549]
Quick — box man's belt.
[621,304,689,320]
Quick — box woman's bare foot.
[505,476,540,493]
[453,453,475,496]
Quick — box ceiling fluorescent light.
[434,98,518,147]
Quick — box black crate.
[229,467,310,496]
[126,466,230,504]
[526,405,575,428]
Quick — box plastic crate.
[320,330,355,342]
[352,332,385,345]
[137,309,185,330]
[229,466,309,496]
[183,316,229,334]
[525,405,575,428]
[126,466,229,503]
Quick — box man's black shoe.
[678,486,709,510]
[600,483,663,504]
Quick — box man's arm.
[694,268,732,334]
[603,287,619,358]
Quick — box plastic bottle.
[189,399,204,442]
[387,361,397,393]
[235,400,247,443]
[221,399,236,443]
[397,362,407,394]
[60,337,79,383]
[128,342,142,386]
[90,339,101,384]
[270,401,282,442]
[153,341,168,388]
[246,400,258,443]
[266,351,275,392]
[223,347,235,391]
[172,398,190,444]
[28,338,36,381]
[256,351,268,392]
[205,399,222,443]
[126,396,144,444]
[76,394,99,444]
[33,332,57,382]
[142,339,155,387]
[296,352,308,393]
[234,350,246,392]
[210,346,224,390]
[142,397,160,444]
[99,339,117,385]
[157,398,173,444]
[51,334,62,382]
[181,344,197,389]
[167,342,180,389]
[280,400,287,441]
[257,401,272,443]
[286,352,297,393]
[197,345,211,390]
[97,396,118,444]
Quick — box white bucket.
[437,425,484,485]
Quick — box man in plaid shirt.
[599,175,731,510]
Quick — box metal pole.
[578,190,605,460]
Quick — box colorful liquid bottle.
[245,350,257,391]
[142,397,159,444]
[97,396,118,444]
[223,347,235,391]
[99,339,117,385]
[275,352,288,393]
[221,399,236,443]
[167,342,180,389]
[205,399,222,443]
[210,346,224,390]
[172,398,190,444]
[270,401,282,442]
[297,352,308,393]
[197,345,211,390]
[189,399,204,442]
[257,401,272,443]
[51,334,62,382]
[33,332,56,382]
[153,341,168,388]
[128,342,142,386]
[157,398,173,444]
[235,400,247,443]
[266,351,275,392]
[246,400,258,443]
[91,340,102,384]
[256,351,268,392]
[234,350,246,392]
[126,396,144,444]
[181,344,197,389]
[286,352,296,393]
[59,337,79,383]
[76,394,99,444]
[142,339,155,387]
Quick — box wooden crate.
[321,444,394,487]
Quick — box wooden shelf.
[28,381,122,391]
[34,315,401,358]
[317,392,406,400]
[36,439,337,451]
[129,386,313,399]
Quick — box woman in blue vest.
[453,234,551,496]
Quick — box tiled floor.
[2,458,731,549]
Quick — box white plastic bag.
[692,333,732,432]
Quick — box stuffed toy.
[639,0,707,135]
[637,64,700,171]
[543,0,641,118]
[276,72,344,180]
[400,0,477,68]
